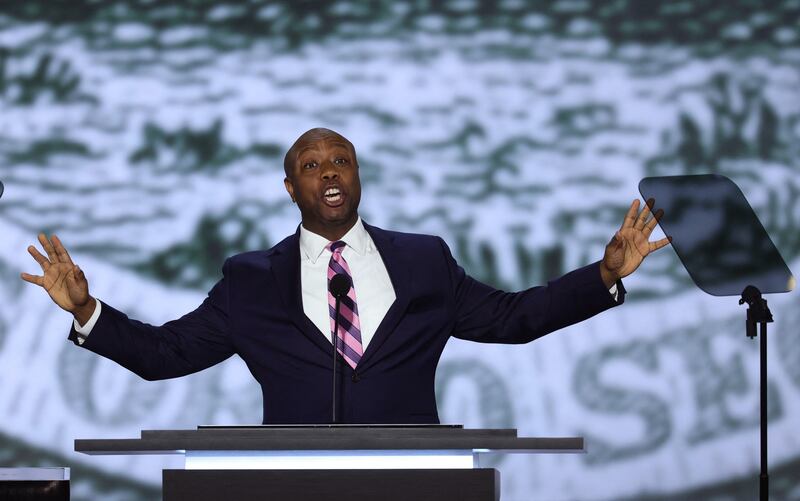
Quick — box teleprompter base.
[163,468,500,501]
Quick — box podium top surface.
[75,425,584,455]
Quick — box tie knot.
[328,240,346,253]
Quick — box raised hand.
[600,199,672,286]
[21,234,95,322]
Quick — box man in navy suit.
[21,128,670,424]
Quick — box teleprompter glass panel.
[639,174,794,296]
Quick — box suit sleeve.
[67,259,236,381]
[440,238,625,344]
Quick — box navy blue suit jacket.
[71,223,623,424]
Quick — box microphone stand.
[739,285,774,501]
[331,295,341,424]
[329,273,350,424]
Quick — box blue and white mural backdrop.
[1,2,799,499]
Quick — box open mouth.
[323,186,344,206]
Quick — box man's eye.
[303,162,317,169]
[334,158,347,165]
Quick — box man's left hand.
[600,198,671,287]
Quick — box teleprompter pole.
[739,285,773,501]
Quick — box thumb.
[65,265,78,288]
[68,265,87,289]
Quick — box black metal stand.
[329,273,351,424]
[331,296,341,424]
[739,285,773,501]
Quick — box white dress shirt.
[298,217,396,348]
[74,219,617,343]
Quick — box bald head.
[283,128,357,178]
[282,127,362,240]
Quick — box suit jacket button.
[351,372,361,382]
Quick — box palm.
[602,199,671,280]
[41,261,88,311]
[21,234,90,313]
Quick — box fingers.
[649,236,672,252]
[38,233,59,263]
[644,208,664,236]
[51,234,75,265]
[27,245,50,271]
[621,199,639,229]
[20,272,44,286]
[634,198,654,230]
[30,234,75,268]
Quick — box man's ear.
[284,177,296,203]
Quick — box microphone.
[330,274,351,299]
[328,273,351,423]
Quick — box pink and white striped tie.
[327,241,363,368]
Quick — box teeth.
[325,188,341,197]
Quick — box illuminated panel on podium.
[183,450,476,470]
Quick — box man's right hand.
[21,233,96,326]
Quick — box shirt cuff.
[73,300,102,345]
[608,283,619,302]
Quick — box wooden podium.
[75,425,584,501]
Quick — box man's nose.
[321,161,338,179]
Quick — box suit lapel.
[357,223,413,372]
[268,230,333,357]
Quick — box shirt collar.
[299,217,369,263]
